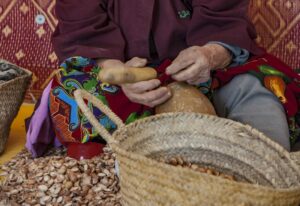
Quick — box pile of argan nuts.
[160,156,236,181]
[0,148,236,206]
[0,147,121,206]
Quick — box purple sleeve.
[52,0,125,63]
[186,0,264,56]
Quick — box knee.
[229,73,263,94]
[230,73,258,84]
[215,73,280,103]
[213,74,268,107]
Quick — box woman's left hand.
[166,44,232,85]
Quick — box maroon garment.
[52,0,263,63]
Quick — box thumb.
[125,57,148,67]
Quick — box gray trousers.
[212,74,291,151]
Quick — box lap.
[212,73,291,151]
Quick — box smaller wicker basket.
[74,89,300,206]
[0,60,32,154]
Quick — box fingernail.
[156,80,161,86]
[165,67,170,75]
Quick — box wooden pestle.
[98,67,216,115]
[98,66,157,85]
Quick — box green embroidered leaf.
[178,10,191,19]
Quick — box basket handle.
[74,89,125,144]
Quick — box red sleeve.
[52,0,125,63]
[186,0,263,56]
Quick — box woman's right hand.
[122,78,171,107]
[123,57,171,107]
[98,57,171,107]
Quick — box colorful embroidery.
[49,56,157,145]
[50,57,119,144]
[178,10,191,19]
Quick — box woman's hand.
[97,58,125,71]
[122,79,171,107]
[166,44,232,85]
[98,57,171,107]
[123,57,171,107]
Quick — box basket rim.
[111,112,300,190]
[113,112,290,157]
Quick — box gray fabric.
[0,62,23,82]
[212,74,291,151]
[208,41,250,67]
[0,69,18,81]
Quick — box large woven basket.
[0,60,32,154]
[74,89,300,206]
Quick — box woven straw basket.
[74,89,300,206]
[0,60,32,154]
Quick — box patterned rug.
[249,0,300,69]
[0,0,299,102]
[0,0,58,102]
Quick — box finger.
[122,79,161,94]
[147,91,172,107]
[101,59,124,69]
[129,87,170,105]
[142,87,171,106]
[125,57,148,67]
[166,52,194,75]
[171,62,204,82]
[188,68,210,81]
[186,77,209,85]
[186,76,210,85]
